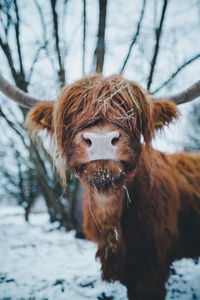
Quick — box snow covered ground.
[0,206,200,300]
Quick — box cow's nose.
[83,131,120,147]
[82,131,120,161]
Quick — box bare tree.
[0,0,75,229]
[120,0,146,73]
[94,0,107,73]
[50,0,66,86]
[82,0,86,75]
[147,0,168,90]
[152,53,200,94]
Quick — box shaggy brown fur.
[26,74,200,300]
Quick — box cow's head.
[26,74,179,189]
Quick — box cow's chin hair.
[74,159,133,191]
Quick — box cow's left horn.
[0,75,54,108]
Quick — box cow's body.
[82,149,200,299]
[26,74,200,300]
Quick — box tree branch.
[147,0,168,90]
[33,0,56,73]
[120,0,146,73]
[152,54,200,94]
[13,0,25,83]
[27,45,45,82]
[0,36,19,85]
[0,106,27,146]
[50,0,66,86]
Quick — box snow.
[0,206,200,299]
[0,206,127,300]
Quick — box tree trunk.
[94,0,107,73]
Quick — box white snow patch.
[0,206,200,299]
[0,206,127,300]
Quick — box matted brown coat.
[26,74,200,300]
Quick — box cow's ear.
[26,102,54,134]
[152,100,179,130]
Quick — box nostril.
[83,136,92,147]
[111,137,119,146]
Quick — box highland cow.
[1,74,200,300]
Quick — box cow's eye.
[83,119,102,129]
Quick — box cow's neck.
[87,184,126,238]
[85,183,127,279]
